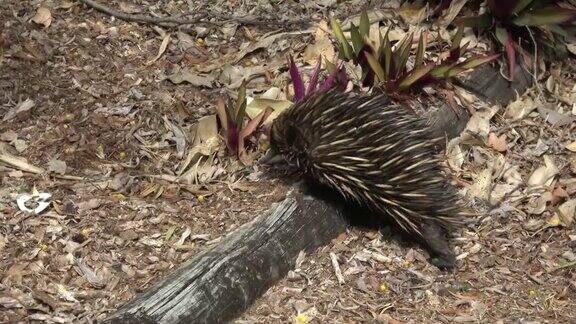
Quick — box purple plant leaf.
[337,67,349,89]
[227,120,239,155]
[487,0,519,19]
[288,55,306,103]
[305,55,322,97]
[318,65,340,92]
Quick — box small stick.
[329,252,345,284]
[77,0,311,28]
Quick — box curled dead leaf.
[526,192,552,215]
[566,141,576,152]
[303,20,335,65]
[168,69,214,88]
[438,0,469,26]
[245,96,292,125]
[528,155,558,187]
[32,7,52,28]
[465,105,500,140]
[488,133,507,152]
[505,97,537,120]
[446,138,464,170]
[538,105,576,127]
[557,199,575,227]
[468,168,493,201]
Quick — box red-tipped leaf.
[487,0,518,19]
[495,27,516,79]
[318,64,340,92]
[288,55,306,102]
[238,106,273,162]
[398,64,435,90]
[306,56,322,97]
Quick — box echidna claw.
[258,149,286,165]
[429,254,456,270]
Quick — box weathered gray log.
[456,61,534,105]
[104,190,348,324]
[105,59,535,324]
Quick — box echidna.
[262,90,463,269]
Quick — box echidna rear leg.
[418,221,456,269]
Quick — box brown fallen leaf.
[528,155,558,187]
[146,33,171,65]
[302,20,335,65]
[488,132,508,152]
[47,159,67,175]
[398,2,428,25]
[558,199,575,227]
[537,105,576,126]
[438,0,469,26]
[168,69,214,88]
[3,99,35,122]
[32,7,52,28]
[566,140,576,152]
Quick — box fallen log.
[104,190,348,324]
[104,60,535,324]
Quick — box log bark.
[104,190,348,324]
[104,59,535,324]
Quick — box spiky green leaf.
[548,24,569,37]
[395,33,414,79]
[365,52,386,83]
[457,53,501,71]
[381,30,392,77]
[331,18,354,60]
[512,0,535,15]
[495,27,516,79]
[398,64,435,90]
[325,58,337,73]
[452,26,464,51]
[456,13,493,28]
[513,8,576,26]
[495,26,509,46]
[235,82,247,124]
[415,33,425,68]
[359,11,370,38]
[349,23,364,56]
[429,65,452,78]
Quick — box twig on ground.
[77,0,311,28]
[329,252,345,284]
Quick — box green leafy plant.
[330,11,371,62]
[216,82,272,160]
[330,12,499,99]
[456,0,576,79]
[366,30,499,99]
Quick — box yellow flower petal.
[295,314,309,324]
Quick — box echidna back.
[270,90,461,238]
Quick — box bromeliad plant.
[287,55,348,103]
[330,12,499,99]
[216,82,272,161]
[363,29,500,99]
[456,0,576,79]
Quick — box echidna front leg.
[418,220,456,269]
